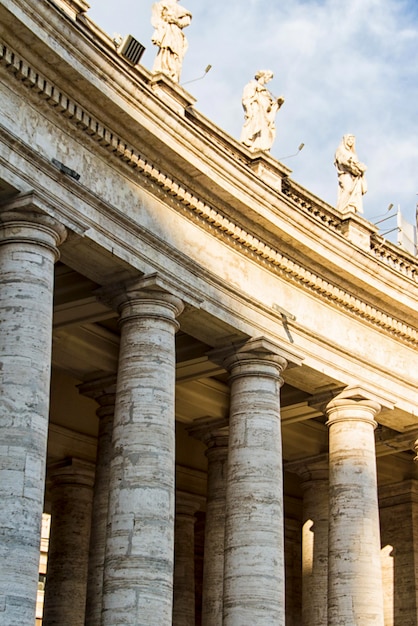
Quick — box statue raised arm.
[240,70,285,152]
[334,134,367,214]
[151,0,192,83]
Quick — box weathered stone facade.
[0,1,417,625]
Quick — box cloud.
[88,0,418,225]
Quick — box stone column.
[188,420,229,626]
[0,196,66,626]
[42,458,95,626]
[218,338,302,626]
[284,517,302,626]
[78,377,116,626]
[326,387,387,626]
[201,433,228,626]
[101,278,184,626]
[173,492,201,626]
[300,462,329,626]
[379,480,418,626]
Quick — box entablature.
[2,2,417,286]
[1,0,417,354]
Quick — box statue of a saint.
[151,0,192,83]
[240,70,284,152]
[334,134,367,214]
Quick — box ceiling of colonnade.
[0,186,415,490]
[50,262,418,488]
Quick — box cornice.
[1,41,417,348]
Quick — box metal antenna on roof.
[181,65,212,86]
[278,143,305,160]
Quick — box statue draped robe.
[151,1,192,83]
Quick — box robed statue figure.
[334,134,367,214]
[240,70,285,152]
[151,0,192,83]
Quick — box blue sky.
[87,0,418,237]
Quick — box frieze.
[1,41,417,346]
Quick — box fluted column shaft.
[201,435,228,626]
[43,458,95,626]
[79,378,116,626]
[222,340,288,626]
[102,284,183,626]
[326,395,384,626]
[173,493,200,626]
[0,202,66,626]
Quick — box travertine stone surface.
[78,377,116,626]
[42,458,95,626]
[101,281,184,626]
[173,492,200,626]
[201,434,228,626]
[300,464,329,626]
[379,480,418,626]
[326,390,384,626]
[0,201,66,626]
[221,338,289,626]
[284,518,302,626]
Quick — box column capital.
[176,491,202,517]
[48,457,95,488]
[325,386,394,429]
[310,385,394,415]
[209,336,303,381]
[308,386,394,428]
[187,415,229,445]
[78,376,117,419]
[0,192,67,257]
[78,375,117,400]
[285,453,328,485]
[97,273,187,326]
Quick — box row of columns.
[290,392,388,626]
[43,378,391,626]
[38,409,395,626]
[0,198,394,626]
[196,391,388,626]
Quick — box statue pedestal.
[340,212,378,249]
[150,74,196,115]
[247,152,291,193]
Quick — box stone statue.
[240,70,285,152]
[334,134,367,214]
[151,0,192,83]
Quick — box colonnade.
[0,199,403,626]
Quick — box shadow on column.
[379,479,418,625]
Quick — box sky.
[87,0,418,243]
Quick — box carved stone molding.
[1,41,417,346]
